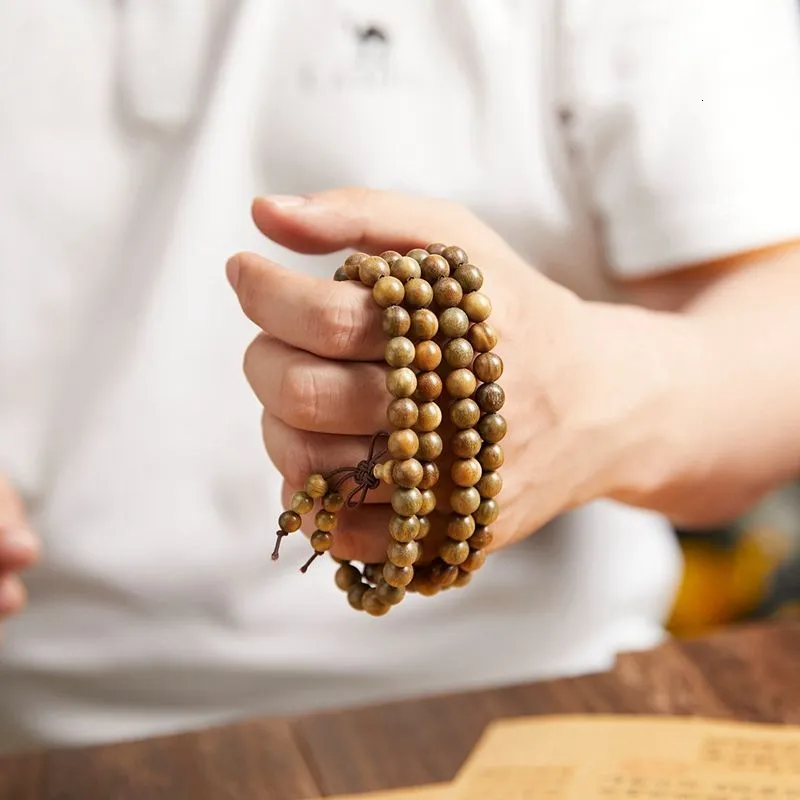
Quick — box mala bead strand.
[271,243,506,614]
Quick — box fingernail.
[225,256,240,291]
[1,527,37,559]
[263,194,308,208]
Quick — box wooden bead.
[429,559,459,587]
[290,491,314,515]
[387,397,419,429]
[419,489,437,516]
[450,487,481,516]
[404,278,434,309]
[388,429,419,459]
[418,461,440,490]
[389,514,420,543]
[414,401,442,432]
[382,305,411,337]
[420,254,450,283]
[474,498,500,526]
[416,515,431,540]
[358,255,390,287]
[461,549,486,573]
[477,413,507,443]
[383,562,414,587]
[432,277,463,309]
[385,336,416,367]
[476,470,503,498]
[438,307,470,338]
[410,574,441,596]
[451,458,482,487]
[451,427,483,457]
[449,399,481,430]
[467,321,498,352]
[426,242,447,255]
[333,266,349,282]
[417,431,443,461]
[473,352,503,382]
[391,487,423,516]
[409,309,438,340]
[364,563,385,585]
[373,276,406,308]
[311,530,333,552]
[445,368,477,399]
[406,248,430,264]
[344,252,369,280]
[380,250,403,266]
[475,382,505,413]
[378,459,396,485]
[447,513,477,541]
[347,582,369,610]
[305,474,328,499]
[443,338,474,369]
[442,246,469,269]
[469,527,494,550]
[440,538,470,565]
[387,540,419,568]
[375,581,406,606]
[323,492,345,513]
[460,291,492,322]
[392,458,424,488]
[315,510,337,532]
[478,443,505,471]
[376,580,406,605]
[386,367,417,398]
[413,371,443,402]
[453,263,484,292]
[414,340,442,371]
[278,510,302,533]
[335,563,362,591]
[391,256,421,282]
[454,569,472,587]
[362,588,391,616]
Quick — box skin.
[228,188,800,564]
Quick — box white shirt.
[1,0,799,751]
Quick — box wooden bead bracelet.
[272,244,505,615]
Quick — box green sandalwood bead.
[454,569,473,587]
[453,263,484,292]
[383,562,414,587]
[474,498,500,526]
[470,527,494,550]
[385,336,416,368]
[476,382,505,413]
[373,276,406,308]
[449,399,481,430]
[418,489,437,516]
[344,252,368,280]
[392,458,424,488]
[310,530,333,552]
[380,250,403,266]
[443,337,474,369]
[305,474,328,499]
[391,487,423,516]
[278,510,302,533]
[314,510,337,532]
[450,487,481,516]
[442,246,469,269]
[413,371,443,402]
[420,254,450,283]
[388,429,419,459]
[438,307,470,338]
[416,515,431,540]
[414,401,442,433]
[406,248,430,264]
[478,443,505,471]
[426,242,447,255]
[432,276,463,309]
[418,461,440,490]
[322,492,345,513]
[477,413,507,443]
[364,563,384,585]
[333,266,349,281]
[447,513,477,541]
[358,255,390,286]
[387,397,418,429]
[290,491,314,515]
[387,539,419,568]
[409,309,438,340]
[467,321,498,352]
[386,367,417,398]
[440,538,470,565]
[376,580,406,605]
[335,563,362,591]
[460,291,492,322]
[391,256,421,282]
[461,549,486,572]
[347,582,369,610]
[389,514,420,543]
[476,470,503,498]
[429,559,459,587]
[451,458,482,487]
[417,431,443,461]
[382,305,411,337]
[473,352,503,382]
[404,277,434,308]
[414,340,442,371]
[362,588,391,616]
[445,368,477,399]
[451,427,483,457]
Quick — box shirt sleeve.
[562,0,800,278]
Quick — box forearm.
[602,251,800,526]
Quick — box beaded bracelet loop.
[272,244,505,615]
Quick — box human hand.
[0,477,40,634]
[227,189,680,564]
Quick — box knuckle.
[314,293,366,358]
[279,363,322,430]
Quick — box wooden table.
[1,621,798,799]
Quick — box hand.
[0,477,40,634]
[227,188,680,563]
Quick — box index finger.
[227,251,384,360]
